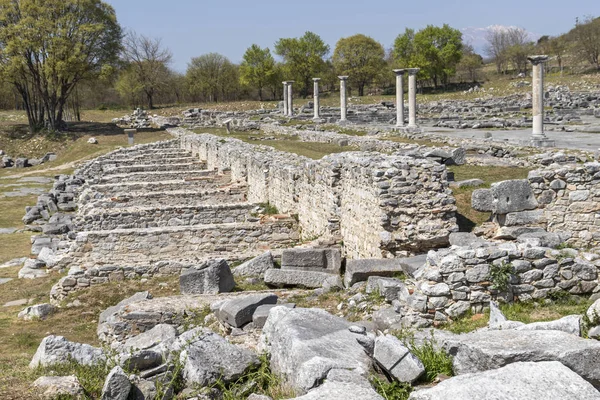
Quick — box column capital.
[407,68,420,75]
[393,69,406,75]
[287,80,295,84]
[313,78,321,82]
[527,55,549,65]
[282,81,288,85]
[338,76,349,81]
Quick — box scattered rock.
[101,366,131,400]
[33,375,85,399]
[18,303,55,321]
[374,335,425,383]
[30,335,105,368]
[179,259,235,295]
[232,251,274,277]
[217,293,278,328]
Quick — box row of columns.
[283,69,420,126]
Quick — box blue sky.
[105,0,598,72]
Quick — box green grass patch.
[370,375,412,400]
[0,232,33,265]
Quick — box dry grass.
[0,232,33,265]
[192,128,359,160]
[0,274,180,399]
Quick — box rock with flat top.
[408,361,600,400]
[30,335,105,368]
[179,259,235,295]
[217,293,278,328]
[33,376,84,399]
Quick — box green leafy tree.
[186,53,239,102]
[240,44,275,101]
[0,0,122,132]
[332,34,386,96]
[456,44,483,82]
[393,24,463,87]
[274,31,330,98]
[115,66,144,107]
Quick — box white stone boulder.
[30,335,105,368]
[442,329,600,387]
[260,306,373,395]
[409,361,600,400]
[374,335,425,383]
[33,375,85,399]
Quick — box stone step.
[71,220,299,269]
[107,151,193,162]
[89,176,233,195]
[75,203,258,230]
[95,169,214,185]
[102,162,207,175]
[85,186,247,210]
[99,156,196,168]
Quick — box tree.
[274,31,329,97]
[393,25,463,87]
[485,27,534,74]
[122,32,172,109]
[186,53,239,102]
[0,0,122,132]
[239,44,275,101]
[332,34,386,96]
[115,66,144,107]
[570,16,600,69]
[456,44,484,82]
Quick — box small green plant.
[409,341,454,382]
[34,359,111,398]
[181,305,212,331]
[370,375,412,400]
[212,353,295,399]
[489,261,513,292]
[257,202,279,215]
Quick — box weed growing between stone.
[211,353,295,400]
[370,375,412,400]
[34,359,111,398]
[409,341,454,383]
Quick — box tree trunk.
[358,84,365,97]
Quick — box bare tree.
[571,16,600,70]
[122,32,172,109]
[485,28,509,74]
[485,27,533,74]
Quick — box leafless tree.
[122,32,173,109]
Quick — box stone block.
[281,248,341,274]
[490,180,538,214]
[471,189,493,212]
[264,269,334,289]
[179,259,235,295]
[344,255,426,287]
[218,293,278,328]
[374,335,425,383]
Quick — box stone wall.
[529,163,600,247]
[473,162,600,249]
[405,239,600,323]
[175,128,458,257]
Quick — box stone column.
[282,82,288,116]
[287,81,294,117]
[528,55,549,139]
[393,69,405,127]
[125,129,136,145]
[339,76,348,121]
[313,78,321,119]
[407,68,420,128]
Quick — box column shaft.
[339,76,348,121]
[407,68,420,128]
[287,82,294,117]
[282,82,288,116]
[313,78,320,119]
[393,69,405,127]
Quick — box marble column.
[339,76,348,121]
[313,78,321,119]
[287,81,294,117]
[393,69,405,127]
[407,68,420,128]
[282,82,288,116]
[528,55,549,139]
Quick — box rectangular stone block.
[344,255,426,287]
[264,269,335,289]
[281,248,341,274]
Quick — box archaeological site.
[2,2,600,399]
